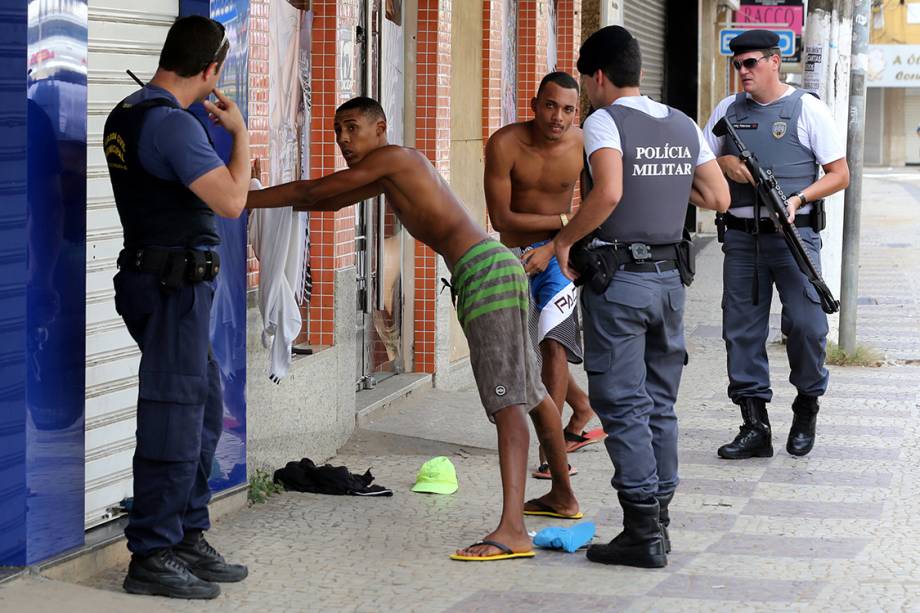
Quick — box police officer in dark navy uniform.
[702,30,850,461]
[103,16,251,599]
[553,26,730,569]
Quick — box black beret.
[577,25,635,75]
[729,29,780,54]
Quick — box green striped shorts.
[451,239,547,420]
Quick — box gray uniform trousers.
[722,226,829,403]
[581,267,686,501]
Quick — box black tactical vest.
[103,97,220,249]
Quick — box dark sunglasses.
[732,56,769,71]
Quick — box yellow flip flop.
[449,540,536,562]
[523,499,584,520]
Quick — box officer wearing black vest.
[103,16,251,599]
[702,30,849,461]
[553,26,729,569]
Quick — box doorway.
[355,0,407,390]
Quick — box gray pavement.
[4,168,920,611]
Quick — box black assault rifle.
[712,118,839,315]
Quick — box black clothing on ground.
[274,458,394,496]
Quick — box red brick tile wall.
[248,0,270,289]
[516,0,549,121]
[482,0,503,145]
[557,0,582,208]
[414,0,452,373]
[556,0,580,78]
[306,0,360,347]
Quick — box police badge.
[772,121,787,139]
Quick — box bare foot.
[565,407,595,437]
[454,528,533,558]
[524,491,579,518]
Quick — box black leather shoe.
[173,531,248,583]
[787,394,819,456]
[655,491,674,554]
[123,549,220,599]
[586,494,667,568]
[717,398,773,459]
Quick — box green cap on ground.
[411,456,458,495]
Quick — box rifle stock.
[712,118,840,314]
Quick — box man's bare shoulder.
[360,144,427,169]
[488,122,532,149]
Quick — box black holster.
[810,199,826,232]
[675,230,695,287]
[570,240,615,294]
[715,213,726,243]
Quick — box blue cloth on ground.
[533,521,596,553]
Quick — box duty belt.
[118,246,220,289]
[603,242,679,272]
[723,213,812,235]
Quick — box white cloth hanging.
[249,178,302,382]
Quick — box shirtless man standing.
[485,72,601,479]
[246,97,581,561]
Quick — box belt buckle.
[628,243,651,262]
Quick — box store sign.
[866,45,920,88]
[737,0,803,64]
[720,28,795,57]
[736,3,804,35]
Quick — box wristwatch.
[789,191,808,206]
[560,213,569,227]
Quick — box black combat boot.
[123,548,220,599]
[655,490,674,554]
[787,394,819,456]
[717,397,773,459]
[586,494,667,568]
[173,530,249,583]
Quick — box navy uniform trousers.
[721,226,829,403]
[114,269,223,556]
[581,267,686,501]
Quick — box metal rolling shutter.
[84,0,177,529]
[624,0,666,101]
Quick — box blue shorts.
[523,240,578,345]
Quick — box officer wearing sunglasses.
[701,30,850,463]
[103,15,250,599]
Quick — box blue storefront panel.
[0,0,88,566]
[0,0,249,566]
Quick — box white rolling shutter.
[84,0,177,529]
[624,0,666,101]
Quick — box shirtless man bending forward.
[246,97,580,561]
[485,72,601,479]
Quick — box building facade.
[865,0,920,166]
[1,0,727,567]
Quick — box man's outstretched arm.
[247,147,395,211]
[483,134,566,233]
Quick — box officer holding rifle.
[702,30,850,460]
